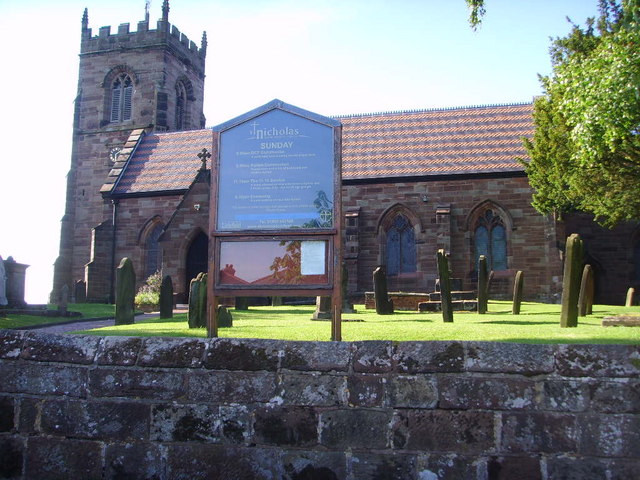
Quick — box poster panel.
[217,109,334,231]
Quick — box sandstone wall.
[1,330,638,479]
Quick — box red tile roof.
[339,103,533,180]
[110,129,214,196]
[106,103,533,195]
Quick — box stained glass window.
[386,215,416,276]
[474,209,507,271]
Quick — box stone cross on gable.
[197,148,211,171]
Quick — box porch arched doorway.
[185,232,208,291]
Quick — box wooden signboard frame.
[207,99,343,340]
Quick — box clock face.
[109,147,122,163]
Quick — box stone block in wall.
[392,410,494,453]
[89,367,186,400]
[20,332,101,365]
[395,341,464,373]
[387,375,438,409]
[253,405,318,447]
[17,397,39,434]
[545,455,609,480]
[578,413,640,458]
[279,372,347,407]
[0,363,87,397]
[350,452,417,480]
[0,330,24,359]
[204,338,280,372]
[0,435,24,479]
[105,442,164,480]
[438,376,535,410]
[24,437,103,480]
[281,341,351,372]
[500,412,578,454]
[0,397,13,433]
[151,403,220,443]
[40,399,150,441]
[555,344,640,377]
[320,408,391,450]
[97,336,143,366]
[418,454,483,480]
[281,450,347,480]
[220,405,252,445]
[347,374,386,408]
[591,380,640,414]
[540,379,591,412]
[486,456,543,480]
[138,337,206,368]
[166,443,280,480]
[464,342,555,374]
[187,370,277,404]
[352,341,395,373]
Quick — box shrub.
[135,271,162,307]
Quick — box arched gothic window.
[175,81,187,130]
[386,214,417,276]
[145,224,164,279]
[110,73,133,123]
[474,209,507,271]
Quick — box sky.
[0,0,600,304]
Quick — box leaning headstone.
[560,234,583,328]
[74,280,87,304]
[578,265,594,316]
[115,257,136,325]
[187,276,201,328]
[312,296,332,320]
[196,273,208,328]
[512,270,524,315]
[436,249,453,322]
[159,275,173,319]
[0,256,7,306]
[626,287,636,307]
[373,266,394,315]
[217,305,233,327]
[477,255,488,314]
[58,284,69,315]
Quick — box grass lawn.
[0,304,116,330]
[74,301,640,344]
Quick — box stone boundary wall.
[1,329,639,479]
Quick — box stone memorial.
[0,256,7,306]
[312,296,332,320]
[74,279,87,303]
[373,266,394,315]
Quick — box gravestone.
[159,275,173,319]
[188,276,201,328]
[3,256,28,307]
[626,287,636,307]
[436,249,453,322]
[74,280,87,303]
[578,265,594,316]
[217,305,233,327]
[373,266,394,315]
[0,256,7,306]
[235,297,250,310]
[115,257,135,325]
[477,255,488,314]
[512,270,524,315]
[560,234,583,328]
[58,284,69,315]
[312,296,332,320]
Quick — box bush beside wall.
[1,329,639,479]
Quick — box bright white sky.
[0,0,599,303]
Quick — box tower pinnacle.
[162,0,169,22]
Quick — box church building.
[52,2,640,306]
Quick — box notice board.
[208,99,343,339]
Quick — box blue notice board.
[217,108,335,231]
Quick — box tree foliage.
[523,0,640,226]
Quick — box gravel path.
[16,313,165,334]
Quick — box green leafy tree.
[523,0,640,226]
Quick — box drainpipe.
[109,199,119,304]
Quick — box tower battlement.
[80,7,206,77]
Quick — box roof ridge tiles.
[333,101,533,119]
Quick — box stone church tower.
[53,1,207,302]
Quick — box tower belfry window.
[175,81,187,130]
[110,74,133,122]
